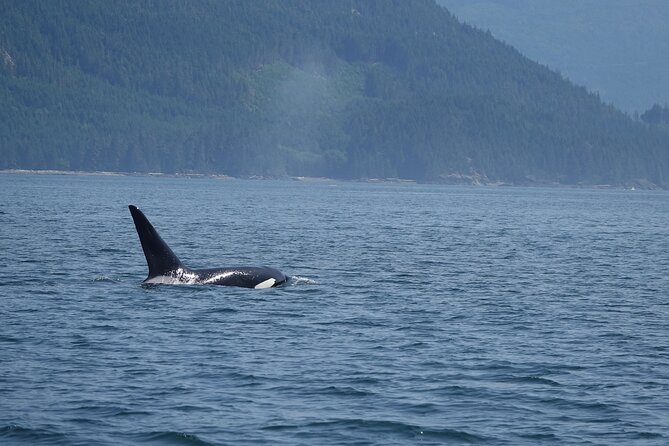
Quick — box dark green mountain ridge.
[1,0,668,186]
[437,0,669,114]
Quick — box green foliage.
[1,0,668,186]
[437,0,669,114]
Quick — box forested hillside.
[2,0,668,186]
[437,0,669,114]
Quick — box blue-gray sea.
[1,172,668,445]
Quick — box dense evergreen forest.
[437,0,669,114]
[1,0,668,186]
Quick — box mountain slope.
[437,0,669,114]
[1,0,668,186]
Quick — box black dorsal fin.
[128,205,184,279]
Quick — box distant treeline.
[641,104,669,127]
[1,0,668,186]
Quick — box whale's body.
[128,205,287,289]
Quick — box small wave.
[94,276,121,283]
[516,432,560,441]
[207,307,239,314]
[540,396,621,415]
[134,431,214,445]
[313,385,375,397]
[289,276,317,285]
[227,371,269,383]
[629,431,664,440]
[524,375,561,386]
[89,324,121,332]
[99,247,124,253]
[70,334,91,347]
[68,404,151,418]
[263,418,488,442]
[0,335,21,343]
[141,283,161,289]
[504,375,562,387]
[316,317,383,328]
[0,424,68,443]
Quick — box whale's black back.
[128,205,287,288]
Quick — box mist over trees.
[2,0,668,187]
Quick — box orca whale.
[128,205,287,288]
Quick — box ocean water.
[1,172,668,445]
